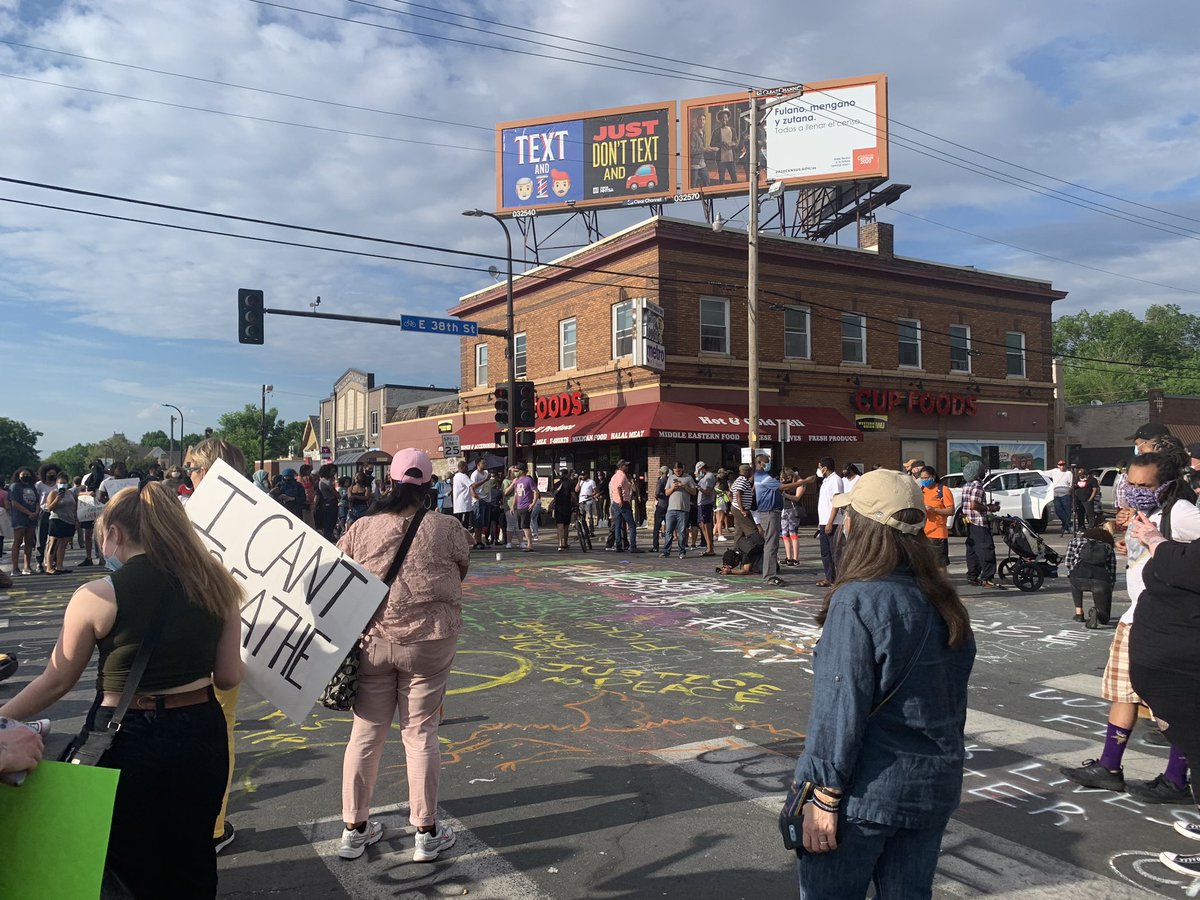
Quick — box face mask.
[919,478,935,488]
[20,474,33,483]
[1132,445,1141,456]
[815,466,823,477]
[105,555,123,573]
[57,483,69,491]
[1125,484,1169,513]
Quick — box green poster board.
[0,760,118,899]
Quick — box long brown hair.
[815,508,971,648]
[98,482,242,621]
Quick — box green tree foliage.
[1054,304,1200,405]
[0,417,42,478]
[41,442,94,480]
[216,404,301,473]
[139,430,171,449]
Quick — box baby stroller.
[996,515,1061,592]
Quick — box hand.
[0,728,44,777]
[1114,508,1133,527]
[1129,512,1164,549]
[801,800,838,853]
[1114,538,1127,556]
[824,524,835,535]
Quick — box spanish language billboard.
[681,74,887,197]
[495,102,677,214]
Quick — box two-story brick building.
[388,215,1065,480]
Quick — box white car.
[1091,467,1121,509]
[941,469,1055,536]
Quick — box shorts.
[11,512,35,530]
[517,508,532,529]
[1102,622,1140,705]
[781,508,798,537]
[697,504,713,525]
[78,519,94,532]
[688,505,699,528]
[929,537,950,567]
[48,519,76,539]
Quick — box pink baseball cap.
[390,448,433,485]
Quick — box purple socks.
[1164,745,1189,790]
[1098,722,1132,772]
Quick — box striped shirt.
[731,475,754,512]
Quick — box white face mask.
[815,466,823,477]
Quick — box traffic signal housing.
[238,288,265,344]
[494,382,511,427]
[514,381,536,428]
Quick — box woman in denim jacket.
[793,469,975,899]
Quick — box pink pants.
[341,634,457,827]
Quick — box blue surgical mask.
[1132,444,1141,456]
[105,555,123,573]
[919,478,935,488]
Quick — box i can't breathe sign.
[185,459,387,724]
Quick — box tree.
[88,434,151,473]
[1053,304,1200,406]
[0,417,42,478]
[140,430,171,450]
[41,442,95,480]
[215,405,304,473]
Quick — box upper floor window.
[784,307,811,359]
[1006,331,1026,377]
[612,301,634,358]
[841,313,866,364]
[370,411,379,436]
[700,296,730,354]
[949,324,971,373]
[898,319,921,368]
[514,332,527,379]
[475,343,488,387]
[560,318,577,370]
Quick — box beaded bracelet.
[810,793,842,813]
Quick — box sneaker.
[1059,759,1125,792]
[1073,613,1086,623]
[1127,775,1192,804]
[660,552,669,558]
[0,653,18,682]
[1159,852,1200,878]
[1085,607,1099,629]
[78,559,95,567]
[679,552,686,559]
[981,580,1006,590]
[213,822,237,854]
[338,821,383,860]
[967,577,981,586]
[413,824,456,862]
[1174,822,1200,842]
[716,535,728,542]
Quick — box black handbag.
[780,606,934,853]
[320,508,426,711]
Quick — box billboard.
[495,102,677,214]
[681,74,888,197]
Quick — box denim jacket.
[793,569,975,829]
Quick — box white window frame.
[514,332,527,379]
[897,318,922,369]
[1006,331,1026,378]
[559,317,577,371]
[949,324,972,373]
[784,306,811,359]
[370,410,379,437]
[475,343,488,387]
[841,313,866,365]
[612,300,634,359]
[699,295,730,355]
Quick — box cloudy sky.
[2,0,1198,456]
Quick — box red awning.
[457,402,860,450]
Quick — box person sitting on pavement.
[1059,448,1200,805]
[1064,527,1116,626]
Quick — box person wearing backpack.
[1065,528,1117,625]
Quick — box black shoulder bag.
[780,605,935,853]
[320,507,426,711]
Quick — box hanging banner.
[185,459,388,723]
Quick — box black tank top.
[97,555,224,694]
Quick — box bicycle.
[575,514,593,551]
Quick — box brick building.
[1067,389,1200,467]
[385,215,1065,481]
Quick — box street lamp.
[260,384,273,471]
[462,209,516,471]
[161,403,183,468]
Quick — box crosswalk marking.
[1039,674,1104,696]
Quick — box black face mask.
[20,474,33,483]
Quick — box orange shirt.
[922,483,954,540]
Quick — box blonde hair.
[98,482,242,621]
[186,437,246,473]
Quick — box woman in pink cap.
[335,448,471,863]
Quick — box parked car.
[625,165,658,190]
[944,469,1055,537]
[1091,466,1121,509]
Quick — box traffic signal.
[238,288,265,344]
[514,381,536,428]
[494,382,511,427]
[517,430,536,447]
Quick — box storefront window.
[841,313,866,364]
[613,301,634,358]
[560,318,577,370]
[784,307,810,359]
[700,296,730,354]
[1006,331,1026,377]
[950,324,971,373]
[515,332,527,379]
[475,343,488,386]
[898,319,921,368]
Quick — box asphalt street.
[2,525,1198,899]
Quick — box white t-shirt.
[842,474,860,493]
[578,478,597,501]
[817,474,846,526]
[470,469,491,501]
[452,471,474,514]
[1121,499,1200,625]
[1046,468,1073,497]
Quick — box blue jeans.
[1053,494,1073,532]
[797,814,948,900]
[613,502,637,550]
[662,509,688,554]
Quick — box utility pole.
[260,384,273,471]
[747,92,761,452]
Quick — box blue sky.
[1,0,1198,456]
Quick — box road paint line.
[1040,674,1105,696]
[300,802,552,900]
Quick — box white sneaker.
[338,821,383,859]
[413,824,456,862]
[716,535,728,542]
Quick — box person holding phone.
[43,472,78,574]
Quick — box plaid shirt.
[1065,533,1117,583]
[960,480,989,526]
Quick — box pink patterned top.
[337,510,472,645]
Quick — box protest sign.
[98,477,139,501]
[0,760,119,899]
[185,459,388,723]
[75,495,102,523]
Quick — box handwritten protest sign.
[97,477,139,501]
[185,459,388,723]
[75,495,102,523]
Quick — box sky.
[2,0,1198,456]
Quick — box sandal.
[767,576,786,587]
[815,579,833,587]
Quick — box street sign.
[441,435,461,457]
[400,315,478,336]
[779,420,791,442]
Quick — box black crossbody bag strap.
[382,507,426,587]
[107,591,175,732]
[869,604,935,719]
